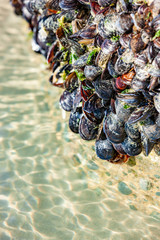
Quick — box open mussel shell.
[79,115,98,140]
[80,81,93,102]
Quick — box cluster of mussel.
[11,0,160,163]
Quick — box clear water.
[0,2,160,240]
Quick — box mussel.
[11,0,160,163]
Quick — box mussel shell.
[125,122,140,141]
[156,114,160,127]
[77,0,89,4]
[115,98,135,122]
[95,127,118,160]
[68,39,85,55]
[93,77,113,100]
[112,143,126,155]
[80,24,97,39]
[115,55,133,75]
[153,37,160,50]
[73,53,89,68]
[127,105,156,124]
[154,52,160,69]
[122,137,142,156]
[69,107,82,133]
[151,15,160,32]
[116,13,133,34]
[60,89,77,111]
[119,33,132,49]
[149,76,159,91]
[83,93,103,113]
[107,61,118,79]
[131,77,149,91]
[141,132,155,156]
[95,138,118,160]
[31,37,41,53]
[116,0,128,13]
[84,65,102,81]
[27,0,46,14]
[101,38,118,55]
[50,60,59,72]
[121,71,135,85]
[154,93,160,113]
[79,115,98,140]
[98,13,118,38]
[22,6,32,24]
[95,50,110,69]
[56,64,72,79]
[98,0,114,7]
[83,93,105,124]
[64,72,79,92]
[104,112,127,144]
[59,0,80,10]
[46,0,61,10]
[150,0,160,18]
[134,52,148,67]
[116,92,142,106]
[130,33,146,53]
[80,81,93,101]
[141,124,160,141]
[56,26,70,48]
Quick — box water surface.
[0,2,160,240]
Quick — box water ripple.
[0,1,160,240]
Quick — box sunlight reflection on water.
[0,1,160,240]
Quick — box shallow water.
[0,2,160,240]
